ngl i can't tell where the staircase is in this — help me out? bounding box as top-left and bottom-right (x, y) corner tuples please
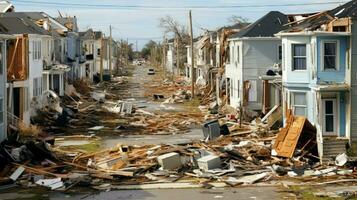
(322, 139), (348, 160)
(7, 112), (25, 132)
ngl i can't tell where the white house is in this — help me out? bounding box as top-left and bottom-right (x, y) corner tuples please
(226, 11), (287, 113)
(0, 17), (51, 125)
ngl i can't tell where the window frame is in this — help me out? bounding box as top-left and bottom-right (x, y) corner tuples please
(322, 40), (339, 71)
(292, 43), (307, 71)
(291, 91), (308, 116)
(322, 98), (338, 135)
(278, 44), (282, 60)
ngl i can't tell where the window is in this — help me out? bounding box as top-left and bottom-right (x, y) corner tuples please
(0, 97), (3, 124)
(33, 77), (43, 97)
(323, 99), (337, 135)
(323, 42), (337, 70)
(291, 92), (307, 116)
(292, 44), (306, 70)
(248, 80), (257, 102)
(237, 45), (240, 64)
(278, 45), (282, 60)
(32, 41), (41, 60)
(97, 48), (101, 56)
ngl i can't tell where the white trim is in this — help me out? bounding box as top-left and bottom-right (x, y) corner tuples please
(276, 31), (351, 37)
(322, 97), (339, 136)
(321, 40), (340, 71)
(291, 43), (307, 71)
(290, 91), (308, 116)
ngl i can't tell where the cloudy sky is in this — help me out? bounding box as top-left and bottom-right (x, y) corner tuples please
(12, 0), (348, 49)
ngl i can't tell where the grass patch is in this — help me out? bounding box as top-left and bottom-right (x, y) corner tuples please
(72, 139), (101, 153)
(288, 186), (345, 200)
(182, 97), (201, 108)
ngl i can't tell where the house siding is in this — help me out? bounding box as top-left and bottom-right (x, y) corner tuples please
(316, 36), (347, 84)
(351, 21), (357, 142)
(242, 39), (281, 110)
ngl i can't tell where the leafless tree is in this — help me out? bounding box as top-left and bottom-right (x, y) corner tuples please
(227, 15), (249, 25)
(159, 15), (189, 75)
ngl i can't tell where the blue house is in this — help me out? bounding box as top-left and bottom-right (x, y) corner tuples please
(278, 0), (357, 159)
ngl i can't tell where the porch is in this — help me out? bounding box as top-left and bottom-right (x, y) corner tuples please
(43, 64), (70, 96)
(313, 84), (350, 160)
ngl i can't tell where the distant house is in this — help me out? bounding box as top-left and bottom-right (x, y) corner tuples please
(165, 38), (175, 73)
(0, 17), (51, 125)
(277, 0), (357, 159)
(226, 11), (287, 113)
(79, 29), (97, 81)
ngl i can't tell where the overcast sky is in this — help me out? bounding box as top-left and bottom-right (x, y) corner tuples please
(12, 0), (348, 49)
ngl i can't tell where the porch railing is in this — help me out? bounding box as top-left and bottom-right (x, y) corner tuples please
(7, 111), (25, 131)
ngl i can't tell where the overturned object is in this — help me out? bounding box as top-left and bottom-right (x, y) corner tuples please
(202, 120), (221, 140)
(273, 114), (316, 158)
(197, 155), (221, 171)
(157, 152), (182, 170)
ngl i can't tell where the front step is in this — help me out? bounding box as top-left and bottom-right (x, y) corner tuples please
(322, 139), (348, 160)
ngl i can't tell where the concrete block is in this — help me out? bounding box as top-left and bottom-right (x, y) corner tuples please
(157, 152), (182, 170)
(197, 155), (221, 171)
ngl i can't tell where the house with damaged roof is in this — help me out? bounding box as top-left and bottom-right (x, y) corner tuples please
(2, 12), (71, 96)
(0, 17), (53, 126)
(277, 0), (357, 159)
(225, 11), (288, 117)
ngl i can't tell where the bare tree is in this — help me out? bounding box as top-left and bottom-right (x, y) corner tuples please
(159, 15), (189, 76)
(227, 15), (249, 25)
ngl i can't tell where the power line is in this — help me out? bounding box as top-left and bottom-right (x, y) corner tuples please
(12, 0), (348, 10)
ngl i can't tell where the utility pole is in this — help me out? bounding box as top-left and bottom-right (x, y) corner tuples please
(189, 10), (195, 98)
(109, 25), (112, 77)
(136, 40), (138, 59)
(176, 37), (180, 76)
(100, 33), (104, 82)
(163, 36), (166, 78)
(126, 38), (129, 67)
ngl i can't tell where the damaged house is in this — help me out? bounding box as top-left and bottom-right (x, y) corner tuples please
(79, 29), (98, 82)
(2, 12), (71, 97)
(0, 17), (51, 125)
(225, 11), (288, 115)
(277, 0), (357, 159)
(214, 23), (249, 106)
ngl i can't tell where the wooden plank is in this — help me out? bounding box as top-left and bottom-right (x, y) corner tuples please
(275, 117), (307, 158)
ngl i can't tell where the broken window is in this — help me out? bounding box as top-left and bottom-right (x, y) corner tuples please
(291, 92), (307, 116)
(292, 44), (306, 70)
(323, 41), (337, 70)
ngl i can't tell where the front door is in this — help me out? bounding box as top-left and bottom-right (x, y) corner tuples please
(322, 99), (338, 136)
